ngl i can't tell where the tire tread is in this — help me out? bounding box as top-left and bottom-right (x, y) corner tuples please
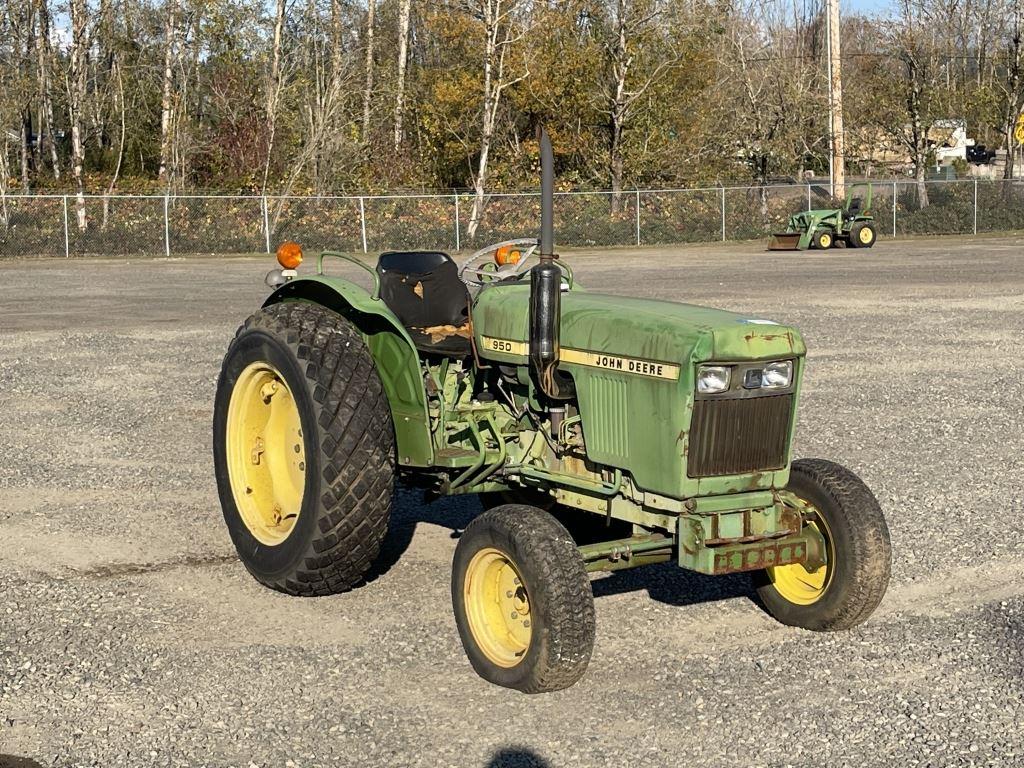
(759, 458), (891, 631)
(454, 505), (596, 693)
(228, 302), (394, 596)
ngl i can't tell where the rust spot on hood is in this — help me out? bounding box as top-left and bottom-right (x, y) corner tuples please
(743, 331), (795, 350)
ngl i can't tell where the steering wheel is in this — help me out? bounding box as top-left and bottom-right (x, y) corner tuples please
(458, 238), (539, 287)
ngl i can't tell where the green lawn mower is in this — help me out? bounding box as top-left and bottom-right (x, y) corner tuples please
(212, 131), (891, 693)
(769, 183), (878, 250)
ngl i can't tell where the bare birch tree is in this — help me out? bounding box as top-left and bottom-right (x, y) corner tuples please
(262, 0), (288, 194)
(598, 0), (688, 213)
(465, 0), (531, 241)
(34, 0), (60, 179)
(993, 0), (1023, 179)
(362, 0), (376, 141)
(715, 0), (823, 218)
(68, 0), (89, 229)
(394, 0), (413, 149)
(158, 0), (178, 186)
(102, 53), (126, 227)
(17, 2), (34, 190)
(875, 0), (954, 207)
(0, 132), (11, 228)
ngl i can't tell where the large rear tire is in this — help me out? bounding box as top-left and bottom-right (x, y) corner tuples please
(849, 220), (877, 248)
(756, 459), (890, 630)
(213, 302), (395, 595)
(452, 505), (595, 693)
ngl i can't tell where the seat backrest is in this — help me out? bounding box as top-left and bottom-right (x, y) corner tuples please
(376, 251), (470, 329)
(377, 250), (451, 274)
(844, 197), (862, 220)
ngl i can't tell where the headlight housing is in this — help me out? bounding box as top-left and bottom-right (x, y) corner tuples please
(697, 360), (794, 394)
(696, 365), (731, 394)
(761, 360), (793, 390)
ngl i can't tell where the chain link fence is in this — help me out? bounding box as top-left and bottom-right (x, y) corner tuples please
(1, 178), (1022, 259)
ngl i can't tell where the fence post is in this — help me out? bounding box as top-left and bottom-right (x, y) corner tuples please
(892, 181), (897, 238)
(807, 183), (812, 211)
(635, 189), (641, 246)
(973, 178), (978, 235)
(262, 195), (271, 253)
(454, 193), (461, 252)
(358, 196), (368, 254)
(62, 195), (70, 258)
(720, 187), (726, 242)
(163, 193), (171, 257)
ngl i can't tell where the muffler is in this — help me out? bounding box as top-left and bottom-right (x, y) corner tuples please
(529, 128), (573, 400)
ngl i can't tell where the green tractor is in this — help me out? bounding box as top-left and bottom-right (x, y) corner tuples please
(768, 183), (877, 250)
(213, 131), (891, 693)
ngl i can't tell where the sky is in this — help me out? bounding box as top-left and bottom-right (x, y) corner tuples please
(846, 0), (894, 15)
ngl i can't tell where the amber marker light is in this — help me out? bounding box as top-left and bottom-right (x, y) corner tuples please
(494, 245), (521, 266)
(276, 241), (303, 269)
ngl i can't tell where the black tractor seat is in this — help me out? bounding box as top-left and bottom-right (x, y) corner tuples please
(376, 251), (472, 355)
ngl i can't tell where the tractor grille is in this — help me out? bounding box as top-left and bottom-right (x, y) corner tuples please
(688, 394), (793, 478)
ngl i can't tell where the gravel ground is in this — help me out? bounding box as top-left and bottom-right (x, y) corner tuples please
(1, 236), (1023, 768)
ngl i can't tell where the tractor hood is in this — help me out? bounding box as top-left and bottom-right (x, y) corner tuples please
(473, 282), (805, 500)
(474, 284), (805, 365)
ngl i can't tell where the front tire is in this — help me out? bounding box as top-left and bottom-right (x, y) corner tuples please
(213, 302), (395, 595)
(756, 459), (891, 630)
(811, 229), (834, 250)
(452, 505), (596, 693)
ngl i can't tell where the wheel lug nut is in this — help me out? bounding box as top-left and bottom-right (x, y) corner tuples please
(506, 591), (513, 598)
(298, 462), (305, 471)
(523, 620), (530, 628)
(510, 612), (518, 619)
(294, 444), (301, 453)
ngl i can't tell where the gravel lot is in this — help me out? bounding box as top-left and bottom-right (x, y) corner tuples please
(2, 236), (1023, 768)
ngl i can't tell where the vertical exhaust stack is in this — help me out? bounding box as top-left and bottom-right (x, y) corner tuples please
(530, 128), (573, 400)
(539, 126), (554, 258)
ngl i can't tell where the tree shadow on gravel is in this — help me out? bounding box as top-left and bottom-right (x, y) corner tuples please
(484, 747), (551, 768)
(0, 757), (45, 768)
(982, 599), (1024, 693)
(591, 561), (758, 608)
(365, 484), (481, 582)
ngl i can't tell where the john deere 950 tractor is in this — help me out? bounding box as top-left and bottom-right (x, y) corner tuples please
(213, 131), (891, 693)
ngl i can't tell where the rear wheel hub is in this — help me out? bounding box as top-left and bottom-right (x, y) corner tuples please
(225, 362), (306, 546)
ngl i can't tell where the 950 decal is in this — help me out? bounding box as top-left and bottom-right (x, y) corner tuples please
(479, 336), (678, 380)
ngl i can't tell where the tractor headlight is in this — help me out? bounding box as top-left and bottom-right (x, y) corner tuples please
(761, 360), (793, 389)
(697, 365), (731, 394)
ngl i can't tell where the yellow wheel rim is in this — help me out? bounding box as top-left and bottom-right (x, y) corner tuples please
(819, 232), (832, 248)
(225, 361), (306, 546)
(463, 548), (533, 668)
(768, 505), (834, 606)
(858, 226), (873, 245)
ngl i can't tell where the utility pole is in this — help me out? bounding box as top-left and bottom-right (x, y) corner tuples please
(825, 0), (846, 200)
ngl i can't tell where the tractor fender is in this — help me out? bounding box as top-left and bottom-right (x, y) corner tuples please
(264, 275), (433, 467)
